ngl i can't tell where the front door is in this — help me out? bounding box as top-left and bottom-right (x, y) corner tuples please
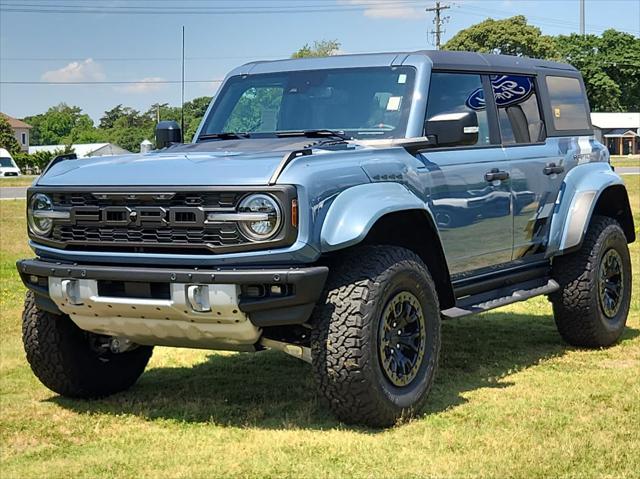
(420, 72), (512, 276)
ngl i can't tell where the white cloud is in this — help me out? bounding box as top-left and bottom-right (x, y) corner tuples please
(115, 77), (167, 94)
(341, 1), (422, 19)
(42, 58), (105, 82)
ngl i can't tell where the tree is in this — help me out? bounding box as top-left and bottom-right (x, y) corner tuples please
(24, 103), (98, 145)
(292, 40), (341, 58)
(443, 16), (558, 59)
(145, 97), (213, 142)
(99, 104), (126, 129)
(555, 30), (640, 112)
(0, 116), (21, 156)
(182, 96), (212, 141)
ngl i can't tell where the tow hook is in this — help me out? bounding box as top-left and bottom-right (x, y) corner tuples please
(109, 337), (136, 354)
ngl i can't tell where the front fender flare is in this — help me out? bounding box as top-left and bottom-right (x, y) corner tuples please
(547, 162), (632, 256)
(320, 182), (432, 252)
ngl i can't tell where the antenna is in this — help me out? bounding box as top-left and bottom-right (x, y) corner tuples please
(181, 25), (185, 137)
(425, 1), (450, 50)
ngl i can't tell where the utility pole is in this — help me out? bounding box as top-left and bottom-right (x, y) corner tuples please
(426, 1), (450, 50)
(579, 0), (585, 36)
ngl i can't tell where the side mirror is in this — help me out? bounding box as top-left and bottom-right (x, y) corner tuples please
(425, 111), (478, 147)
(155, 120), (182, 149)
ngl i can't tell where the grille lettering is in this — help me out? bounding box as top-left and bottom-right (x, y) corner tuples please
(69, 206), (205, 226)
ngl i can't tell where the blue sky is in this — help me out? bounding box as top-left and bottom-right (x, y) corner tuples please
(1, 0), (639, 122)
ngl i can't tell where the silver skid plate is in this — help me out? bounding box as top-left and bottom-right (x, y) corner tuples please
(48, 278), (261, 351)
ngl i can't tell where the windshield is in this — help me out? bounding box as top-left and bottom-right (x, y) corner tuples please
(0, 158), (15, 168)
(199, 66), (416, 140)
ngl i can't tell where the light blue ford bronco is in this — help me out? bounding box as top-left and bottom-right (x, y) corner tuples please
(18, 51), (635, 427)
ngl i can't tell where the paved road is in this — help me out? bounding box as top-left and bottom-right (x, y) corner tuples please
(616, 166), (640, 175)
(0, 187), (28, 200)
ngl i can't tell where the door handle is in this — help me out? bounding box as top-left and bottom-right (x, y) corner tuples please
(543, 163), (565, 175)
(485, 168), (509, 182)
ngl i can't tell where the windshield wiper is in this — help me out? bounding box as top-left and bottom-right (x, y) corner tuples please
(275, 129), (353, 141)
(197, 132), (251, 141)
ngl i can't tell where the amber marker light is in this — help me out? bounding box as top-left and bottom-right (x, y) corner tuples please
(291, 199), (298, 228)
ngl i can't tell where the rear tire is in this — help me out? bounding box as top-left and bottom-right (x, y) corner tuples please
(22, 291), (153, 398)
(550, 216), (632, 348)
(310, 246), (441, 427)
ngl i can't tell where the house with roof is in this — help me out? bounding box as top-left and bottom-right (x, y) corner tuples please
(591, 112), (639, 156)
(29, 143), (130, 158)
(0, 112), (32, 152)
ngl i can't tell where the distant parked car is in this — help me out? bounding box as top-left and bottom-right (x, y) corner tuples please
(0, 148), (21, 177)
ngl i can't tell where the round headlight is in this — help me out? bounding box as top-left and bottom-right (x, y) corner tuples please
(238, 194), (282, 241)
(28, 193), (54, 237)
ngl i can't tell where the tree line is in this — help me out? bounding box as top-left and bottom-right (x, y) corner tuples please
(1, 18), (638, 170)
(0, 98), (212, 170)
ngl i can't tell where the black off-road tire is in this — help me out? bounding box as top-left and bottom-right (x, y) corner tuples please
(22, 291), (153, 398)
(310, 246), (441, 427)
(550, 216), (632, 348)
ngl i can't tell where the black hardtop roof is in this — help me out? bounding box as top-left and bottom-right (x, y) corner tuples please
(414, 50), (578, 75)
(238, 50), (579, 77)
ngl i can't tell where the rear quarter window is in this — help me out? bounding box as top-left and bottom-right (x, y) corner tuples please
(545, 76), (591, 131)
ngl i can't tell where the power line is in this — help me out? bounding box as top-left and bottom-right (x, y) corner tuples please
(0, 0), (424, 7)
(0, 1), (427, 15)
(455, 5), (638, 35)
(0, 46), (432, 64)
(1, 55), (277, 62)
(0, 80), (223, 85)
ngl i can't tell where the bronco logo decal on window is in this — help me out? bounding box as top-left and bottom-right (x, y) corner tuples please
(466, 75), (534, 111)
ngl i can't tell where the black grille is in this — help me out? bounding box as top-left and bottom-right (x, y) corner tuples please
(49, 190), (249, 252)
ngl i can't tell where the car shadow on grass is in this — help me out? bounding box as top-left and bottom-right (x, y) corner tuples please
(50, 311), (639, 431)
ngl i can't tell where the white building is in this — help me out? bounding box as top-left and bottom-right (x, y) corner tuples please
(28, 143), (130, 158)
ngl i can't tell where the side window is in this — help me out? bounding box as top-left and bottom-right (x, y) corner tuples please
(491, 75), (545, 144)
(223, 86), (284, 133)
(545, 76), (590, 131)
(425, 73), (492, 146)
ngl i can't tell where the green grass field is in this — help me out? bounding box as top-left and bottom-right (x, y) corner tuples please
(610, 155), (640, 169)
(1, 178), (639, 478)
(0, 176), (38, 187)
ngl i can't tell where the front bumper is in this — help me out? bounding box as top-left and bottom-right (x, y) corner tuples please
(17, 258), (328, 330)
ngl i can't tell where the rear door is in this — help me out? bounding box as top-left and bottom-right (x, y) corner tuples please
(419, 72), (512, 276)
(490, 74), (568, 259)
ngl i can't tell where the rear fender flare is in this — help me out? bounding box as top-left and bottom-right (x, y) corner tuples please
(547, 162), (634, 256)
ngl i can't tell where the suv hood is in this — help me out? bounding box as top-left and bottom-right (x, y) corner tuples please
(36, 138), (345, 187)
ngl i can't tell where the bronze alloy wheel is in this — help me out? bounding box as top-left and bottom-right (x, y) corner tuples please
(378, 291), (427, 387)
(598, 248), (625, 319)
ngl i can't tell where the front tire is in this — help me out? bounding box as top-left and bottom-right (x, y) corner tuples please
(310, 246), (441, 427)
(550, 216), (632, 348)
(22, 291), (153, 398)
